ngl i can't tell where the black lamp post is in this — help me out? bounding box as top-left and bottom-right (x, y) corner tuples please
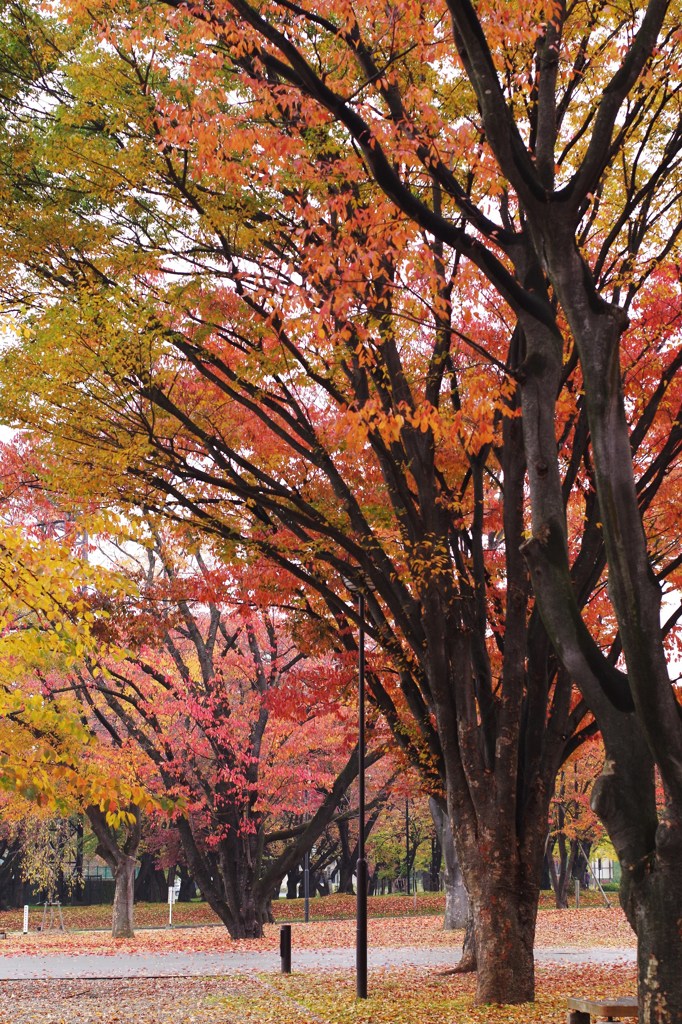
(356, 590), (368, 1000)
(303, 849), (310, 921)
(304, 788), (310, 923)
(405, 797), (410, 896)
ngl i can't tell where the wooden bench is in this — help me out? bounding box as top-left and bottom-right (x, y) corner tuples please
(567, 996), (638, 1022)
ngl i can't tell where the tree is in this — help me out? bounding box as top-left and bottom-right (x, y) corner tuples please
(0, 0), (679, 1009)
(0, 6), (587, 1000)
(47, 530), (381, 938)
(0, 507), (169, 937)
(126, 1), (682, 1018)
(429, 797), (470, 931)
(0, 439), (382, 938)
(546, 739), (606, 910)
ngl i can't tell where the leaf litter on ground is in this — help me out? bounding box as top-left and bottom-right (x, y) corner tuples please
(0, 889), (613, 935)
(0, 905), (634, 957)
(0, 963), (637, 1024)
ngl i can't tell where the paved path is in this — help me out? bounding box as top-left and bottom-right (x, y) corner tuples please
(0, 946), (636, 980)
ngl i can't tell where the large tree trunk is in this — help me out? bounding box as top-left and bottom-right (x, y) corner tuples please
(515, 276), (681, 1022)
(470, 883), (536, 1004)
(452, 788), (547, 1003)
(629, 860), (682, 1024)
(176, 817), (269, 938)
(448, 838), (541, 1004)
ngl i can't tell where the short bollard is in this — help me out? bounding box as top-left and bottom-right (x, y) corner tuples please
(280, 924), (292, 974)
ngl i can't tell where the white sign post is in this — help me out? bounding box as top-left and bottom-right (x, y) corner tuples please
(22, 905), (29, 934)
(168, 886), (176, 927)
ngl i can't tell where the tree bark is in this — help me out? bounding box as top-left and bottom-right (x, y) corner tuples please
(134, 852), (167, 902)
(336, 818), (356, 895)
(547, 836), (579, 910)
(630, 856), (682, 1024)
(177, 865), (196, 902)
(112, 855), (137, 938)
(176, 817), (269, 939)
(429, 798), (469, 929)
(86, 805), (141, 940)
(470, 885), (536, 1004)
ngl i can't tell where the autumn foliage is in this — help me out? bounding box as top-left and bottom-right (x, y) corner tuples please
(0, 0), (680, 1017)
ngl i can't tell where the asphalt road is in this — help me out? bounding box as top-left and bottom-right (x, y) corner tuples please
(0, 945), (637, 980)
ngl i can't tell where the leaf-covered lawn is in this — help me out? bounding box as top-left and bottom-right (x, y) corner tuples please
(0, 888), (615, 935)
(0, 964), (637, 1024)
(0, 907), (634, 957)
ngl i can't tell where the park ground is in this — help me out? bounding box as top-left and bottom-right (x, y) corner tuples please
(0, 895), (637, 1023)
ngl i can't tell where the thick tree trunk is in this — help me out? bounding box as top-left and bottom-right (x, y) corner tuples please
(227, 835), (265, 938)
(177, 817), (268, 938)
(629, 858), (682, 1024)
(453, 801), (545, 1003)
(177, 865), (196, 902)
(471, 880), (536, 1004)
(112, 855), (137, 938)
(134, 852), (167, 902)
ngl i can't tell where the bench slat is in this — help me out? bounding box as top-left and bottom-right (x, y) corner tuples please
(567, 996), (638, 1021)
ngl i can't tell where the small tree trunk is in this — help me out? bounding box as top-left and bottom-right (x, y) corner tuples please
(547, 844), (564, 908)
(87, 805), (141, 940)
(448, 909), (476, 973)
(134, 852), (167, 902)
(443, 844), (469, 930)
(540, 847), (552, 891)
(336, 819), (356, 894)
(286, 868), (300, 899)
(429, 833), (442, 892)
(74, 818), (85, 903)
(461, 910), (476, 967)
(112, 855), (137, 938)
(429, 798), (469, 930)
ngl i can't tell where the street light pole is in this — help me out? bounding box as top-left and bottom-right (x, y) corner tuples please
(304, 849), (310, 922)
(356, 590), (368, 1000)
(405, 797), (410, 896)
(303, 786), (310, 922)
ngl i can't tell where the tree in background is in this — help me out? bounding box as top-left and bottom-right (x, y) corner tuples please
(546, 738), (606, 910)
(39, 522), (384, 938)
(0, 520), (161, 937)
